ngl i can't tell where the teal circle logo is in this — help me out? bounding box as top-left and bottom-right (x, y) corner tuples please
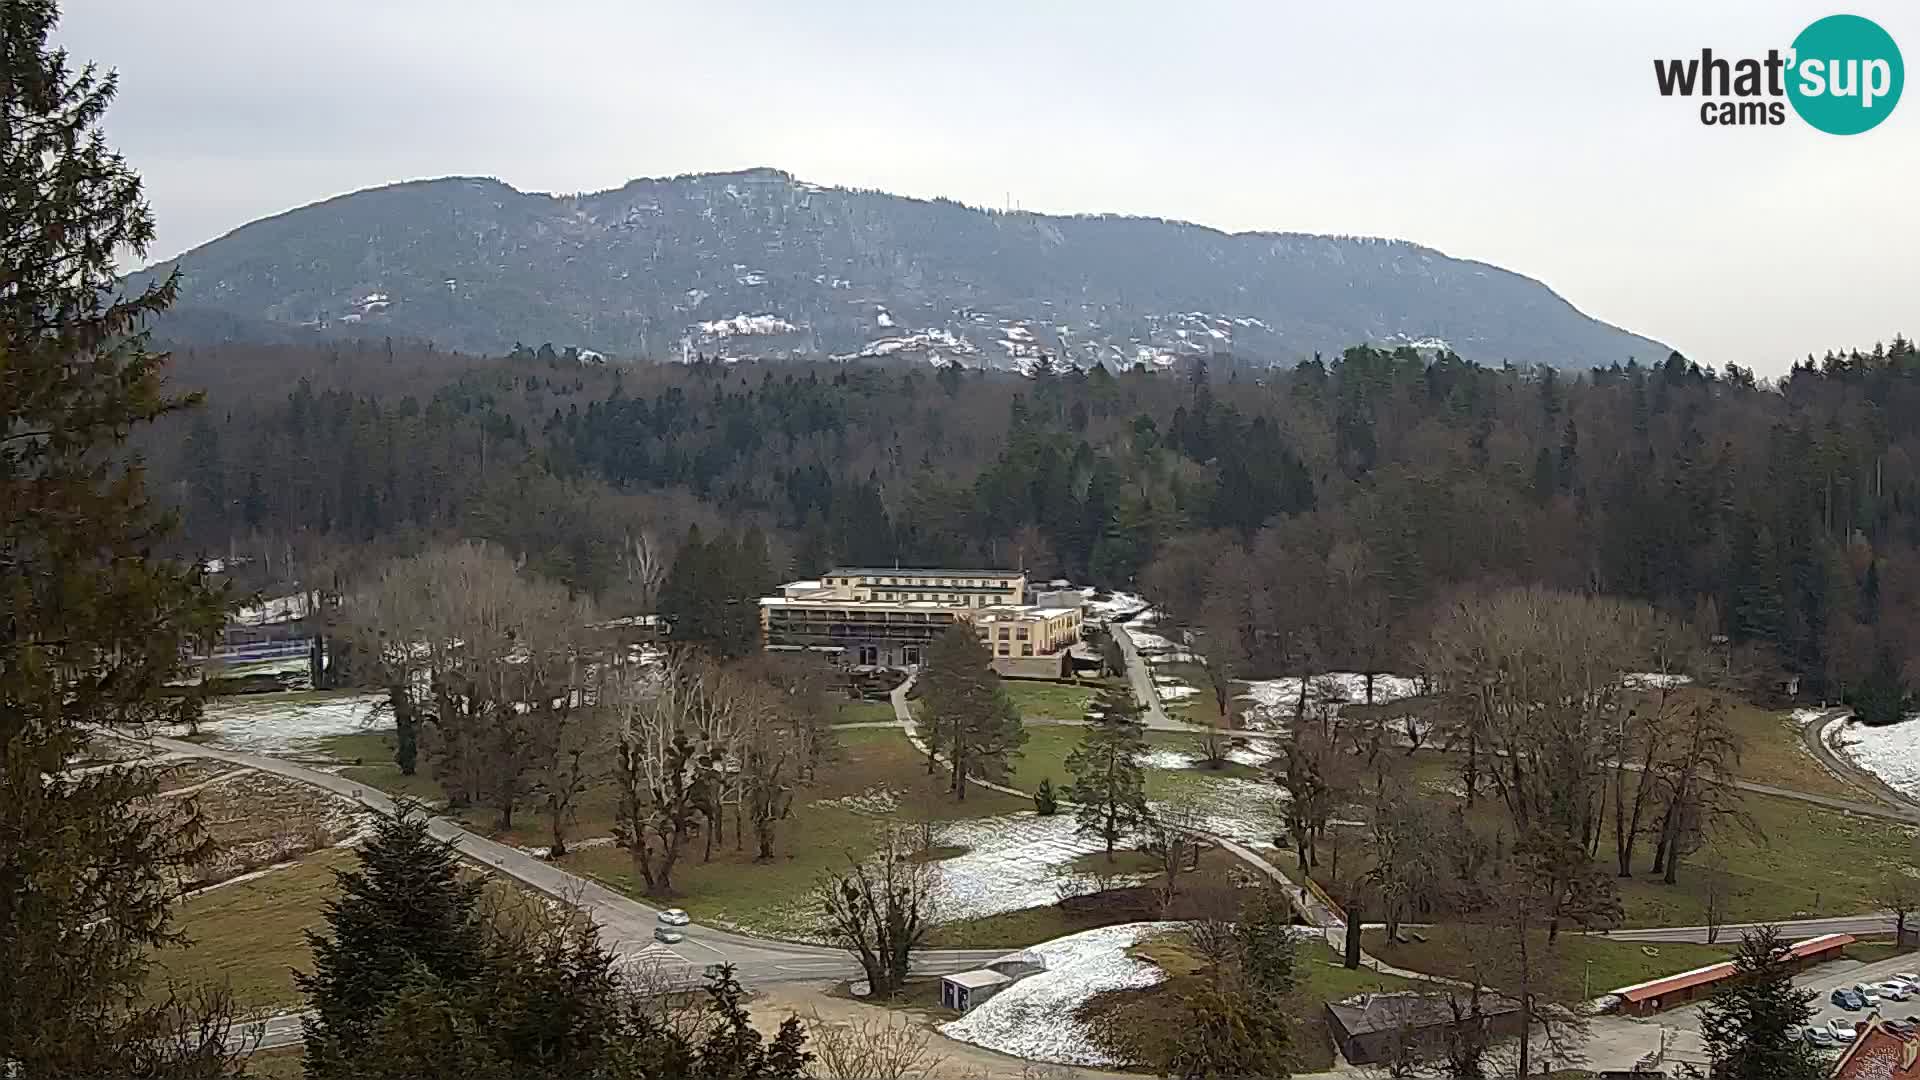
(1788, 14), (1903, 134)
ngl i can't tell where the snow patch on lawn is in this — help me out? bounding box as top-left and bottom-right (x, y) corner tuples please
(1237, 673), (1422, 729)
(1623, 672), (1694, 690)
(1834, 717), (1920, 802)
(939, 922), (1174, 1067)
(178, 693), (387, 755)
(1084, 591), (1150, 621)
(932, 814), (1151, 921)
(1138, 748), (1198, 770)
(1156, 682), (1201, 702)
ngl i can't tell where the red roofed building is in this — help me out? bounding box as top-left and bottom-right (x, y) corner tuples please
(1830, 1015), (1920, 1079)
(1610, 933), (1854, 1016)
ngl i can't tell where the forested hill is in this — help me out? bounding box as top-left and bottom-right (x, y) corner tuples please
(151, 338), (1920, 710)
(132, 168), (1667, 370)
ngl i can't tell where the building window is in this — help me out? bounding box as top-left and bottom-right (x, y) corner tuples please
(1016, 627), (1029, 639)
(997, 628), (1010, 639)
(997, 644), (1009, 656)
(1020, 644), (1033, 656)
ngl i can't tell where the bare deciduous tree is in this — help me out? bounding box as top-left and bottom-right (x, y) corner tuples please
(816, 828), (942, 999)
(608, 654), (709, 895)
(801, 1009), (945, 1080)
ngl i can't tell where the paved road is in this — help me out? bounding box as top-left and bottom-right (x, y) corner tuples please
(1108, 620), (1192, 732)
(125, 733), (1007, 979)
(1605, 914), (1899, 944)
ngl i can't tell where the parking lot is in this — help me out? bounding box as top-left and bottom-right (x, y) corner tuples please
(1578, 947), (1920, 1074)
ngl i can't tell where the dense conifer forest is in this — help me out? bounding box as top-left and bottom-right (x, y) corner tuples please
(147, 337), (1920, 708)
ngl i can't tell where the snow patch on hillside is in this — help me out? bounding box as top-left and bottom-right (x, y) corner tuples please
(696, 313), (796, 337)
(1834, 718), (1920, 801)
(939, 922), (1173, 1066)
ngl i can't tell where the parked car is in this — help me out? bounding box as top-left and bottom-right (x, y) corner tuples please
(656, 908), (691, 926)
(1832, 987), (1866, 1010)
(1878, 981), (1913, 1001)
(1855, 983), (1883, 1005)
(1828, 1019), (1860, 1042)
(652, 927), (685, 944)
(1895, 972), (1920, 985)
(1805, 1026), (1836, 1046)
(1884, 1019), (1917, 1037)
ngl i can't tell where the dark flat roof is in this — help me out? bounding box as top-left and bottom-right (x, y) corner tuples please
(1327, 991), (1520, 1037)
(826, 567), (1024, 579)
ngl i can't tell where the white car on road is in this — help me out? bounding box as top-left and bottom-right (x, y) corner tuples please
(656, 908), (691, 927)
(1878, 981), (1913, 1002)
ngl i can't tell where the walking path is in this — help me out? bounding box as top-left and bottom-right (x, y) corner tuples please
(107, 730), (1010, 1051)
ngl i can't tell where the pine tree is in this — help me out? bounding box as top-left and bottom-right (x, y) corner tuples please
(298, 804), (487, 1075)
(1063, 683), (1151, 860)
(1698, 926), (1825, 1080)
(921, 624), (1026, 800)
(1, 2), (239, 1073)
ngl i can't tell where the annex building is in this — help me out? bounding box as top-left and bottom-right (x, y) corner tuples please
(759, 568), (1083, 677)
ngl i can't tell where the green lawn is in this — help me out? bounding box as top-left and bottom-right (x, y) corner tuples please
(1003, 679), (1101, 723)
(1315, 748), (1917, 928)
(1363, 926), (1732, 999)
(1612, 790), (1917, 926)
(560, 726), (1023, 936)
(1149, 661), (1218, 723)
(832, 699), (897, 725)
(148, 848), (354, 1012)
(1845, 937), (1918, 966)
(1003, 723), (1261, 799)
(923, 848), (1246, 948)
(1079, 932), (1420, 1073)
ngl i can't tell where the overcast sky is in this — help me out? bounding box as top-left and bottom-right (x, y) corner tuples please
(56, 1), (1919, 374)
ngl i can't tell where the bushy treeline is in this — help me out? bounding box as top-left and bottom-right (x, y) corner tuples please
(148, 335), (1920, 704)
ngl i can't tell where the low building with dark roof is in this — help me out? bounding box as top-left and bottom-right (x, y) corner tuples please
(1325, 990), (1524, 1066)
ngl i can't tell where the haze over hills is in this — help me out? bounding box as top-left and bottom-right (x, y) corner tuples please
(134, 167), (1670, 370)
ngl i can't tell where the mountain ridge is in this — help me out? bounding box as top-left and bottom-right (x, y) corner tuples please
(134, 167), (1672, 370)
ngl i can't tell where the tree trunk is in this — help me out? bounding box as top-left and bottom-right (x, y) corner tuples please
(549, 804), (567, 859)
(1463, 736), (1479, 808)
(1343, 901), (1364, 970)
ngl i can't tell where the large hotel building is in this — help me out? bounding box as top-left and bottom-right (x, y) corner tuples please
(759, 568), (1084, 678)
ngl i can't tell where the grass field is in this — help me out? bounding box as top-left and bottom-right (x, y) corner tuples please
(922, 848), (1246, 948)
(1078, 933), (1420, 1073)
(1363, 927), (1731, 998)
(1147, 660), (1216, 722)
(559, 726), (1024, 935)
(832, 698), (896, 726)
(149, 848), (354, 1012)
(1320, 747), (1916, 928)
(1003, 679), (1103, 723)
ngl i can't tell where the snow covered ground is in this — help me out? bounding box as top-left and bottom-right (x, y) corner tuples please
(182, 692), (388, 755)
(1075, 589), (1150, 622)
(939, 922), (1174, 1067)
(1237, 672), (1423, 731)
(234, 592), (311, 626)
(931, 814), (1153, 921)
(1833, 717), (1920, 801)
(1623, 672), (1695, 690)
(1150, 770), (1287, 845)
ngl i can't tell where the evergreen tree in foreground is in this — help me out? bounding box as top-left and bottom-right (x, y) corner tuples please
(1698, 926), (1825, 1080)
(301, 804), (813, 1079)
(1, 1), (238, 1073)
(1064, 683), (1151, 860)
(298, 803), (487, 1073)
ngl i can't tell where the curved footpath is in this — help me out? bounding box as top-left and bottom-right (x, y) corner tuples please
(113, 732), (1009, 1048)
